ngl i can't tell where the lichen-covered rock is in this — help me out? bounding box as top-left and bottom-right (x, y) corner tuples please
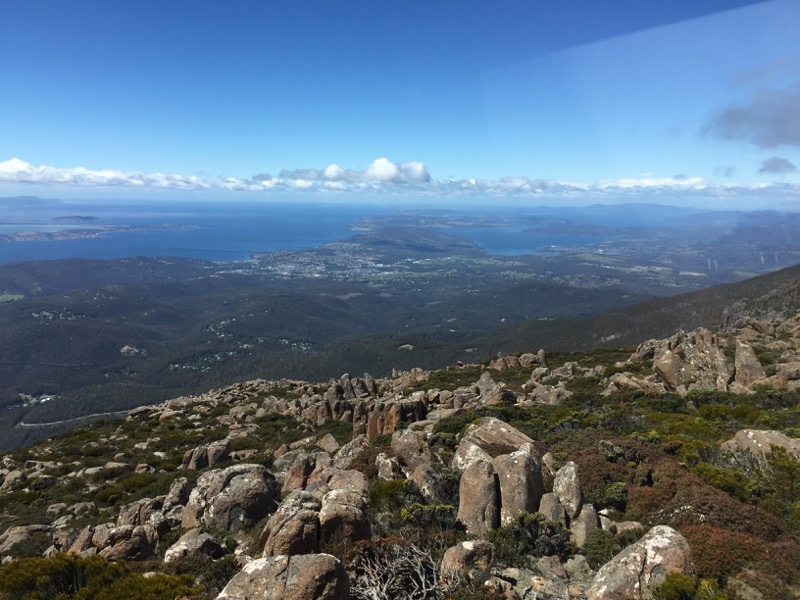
(164, 528), (224, 564)
(570, 503), (599, 548)
(282, 454), (315, 493)
(440, 540), (494, 583)
(260, 490), (321, 557)
(181, 464), (280, 533)
(452, 439), (493, 471)
(553, 461), (582, 520)
(391, 429), (434, 472)
(537, 493), (568, 527)
(319, 489), (370, 548)
(721, 428), (800, 472)
(375, 453), (403, 480)
(164, 477), (191, 507)
(586, 525), (692, 600)
(100, 525), (157, 561)
(492, 443), (544, 526)
(332, 435), (371, 470)
(217, 553), (349, 600)
(0, 524), (50, 554)
(733, 340), (766, 390)
(461, 417), (534, 456)
(457, 459), (499, 534)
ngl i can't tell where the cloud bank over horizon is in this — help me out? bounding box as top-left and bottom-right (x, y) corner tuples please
(1, 156), (798, 202)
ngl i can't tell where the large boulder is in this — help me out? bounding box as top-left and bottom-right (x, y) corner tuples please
(451, 440), (493, 471)
(260, 490), (321, 557)
(217, 553), (349, 600)
(99, 525), (158, 561)
(732, 340), (766, 390)
(319, 489), (370, 548)
(0, 524), (50, 554)
(181, 464), (280, 533)
(570, 504), (599, 548)
(164, 528), (224, 564)
(391, 429), (434, 472)
(492, 444), (545, 526)
(332, 435), (371, 470)
(721, 429), (800, 472)
(457, 459), (499, 534)
(181, 439), (231, 470)
(553, 461), (583, 520)
(440, 540), (494, 583)
(461, 417), (534, 456)
(537, 493), (568, 527)
(586, 525), (692, 600)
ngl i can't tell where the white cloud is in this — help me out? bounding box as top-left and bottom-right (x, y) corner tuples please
(364, 157), (403, 182)
(2, 156), (799, 201)
(321, 163), (346, 181)
(398, 161), (431, 183)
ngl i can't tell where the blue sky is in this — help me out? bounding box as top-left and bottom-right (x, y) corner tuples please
(1, 0), (798, 205)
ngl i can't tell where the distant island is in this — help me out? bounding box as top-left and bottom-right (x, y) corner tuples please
(0, 223), (194, 243)
(52, 215), (98, 223)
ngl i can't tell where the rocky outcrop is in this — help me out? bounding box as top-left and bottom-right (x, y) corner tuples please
(492, 444), (544, 526)
(260, 491), (321, 557)
(164, 528), (224, 564)
(732, 340), (766, 390)
(99, 525), (158, 561)
(459, 417), (535, 457)
(452, 440), (493, 471)
(181, 438), (231, 470)
(586, 525), (692, 600)
(332, 435), (371, 470)
(0, 524), (50, 554)
(721, 429), (800, 472)
(217, 553), (349, 600)
(553, 461), (583, 520)
(391, 429), (435, 473)
(319, 489), (370, 548)
(181, 464), (280, 533)
(457, 459), (499, 534)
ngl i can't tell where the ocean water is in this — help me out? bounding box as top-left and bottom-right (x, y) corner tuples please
(0, 202), (391, 264)
(0, 201), (681, 265)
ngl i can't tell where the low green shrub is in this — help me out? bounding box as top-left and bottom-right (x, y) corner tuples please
(368, 479), (409, 513)
(400, 503), (460, 530)
(484, 512), (572, 567)
(582, 529), (619, 569)
(0, 553), (199, 600)
(652, 572), (728, 600)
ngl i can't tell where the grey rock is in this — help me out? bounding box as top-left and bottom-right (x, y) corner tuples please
(181, 464), (280, 533)
(457, 459), (499, 534)
(492, 444), (545, 526)
(164, 528), (224, 564)
(570, 503), (599, 548)
(452, 439), (493, 471)
(319, 489), (370, 548)
(537, 493), (568, 527)
(332, 435), (371, 470)
(216, 553), (349, 600)
(391, 429), (434, 472)
(461, 417), (534, 457)
(553, 461), (583, 520)
(440, 540), (494, 584)
(260, 490), (321, 557)
(586, 525), (692, 600)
